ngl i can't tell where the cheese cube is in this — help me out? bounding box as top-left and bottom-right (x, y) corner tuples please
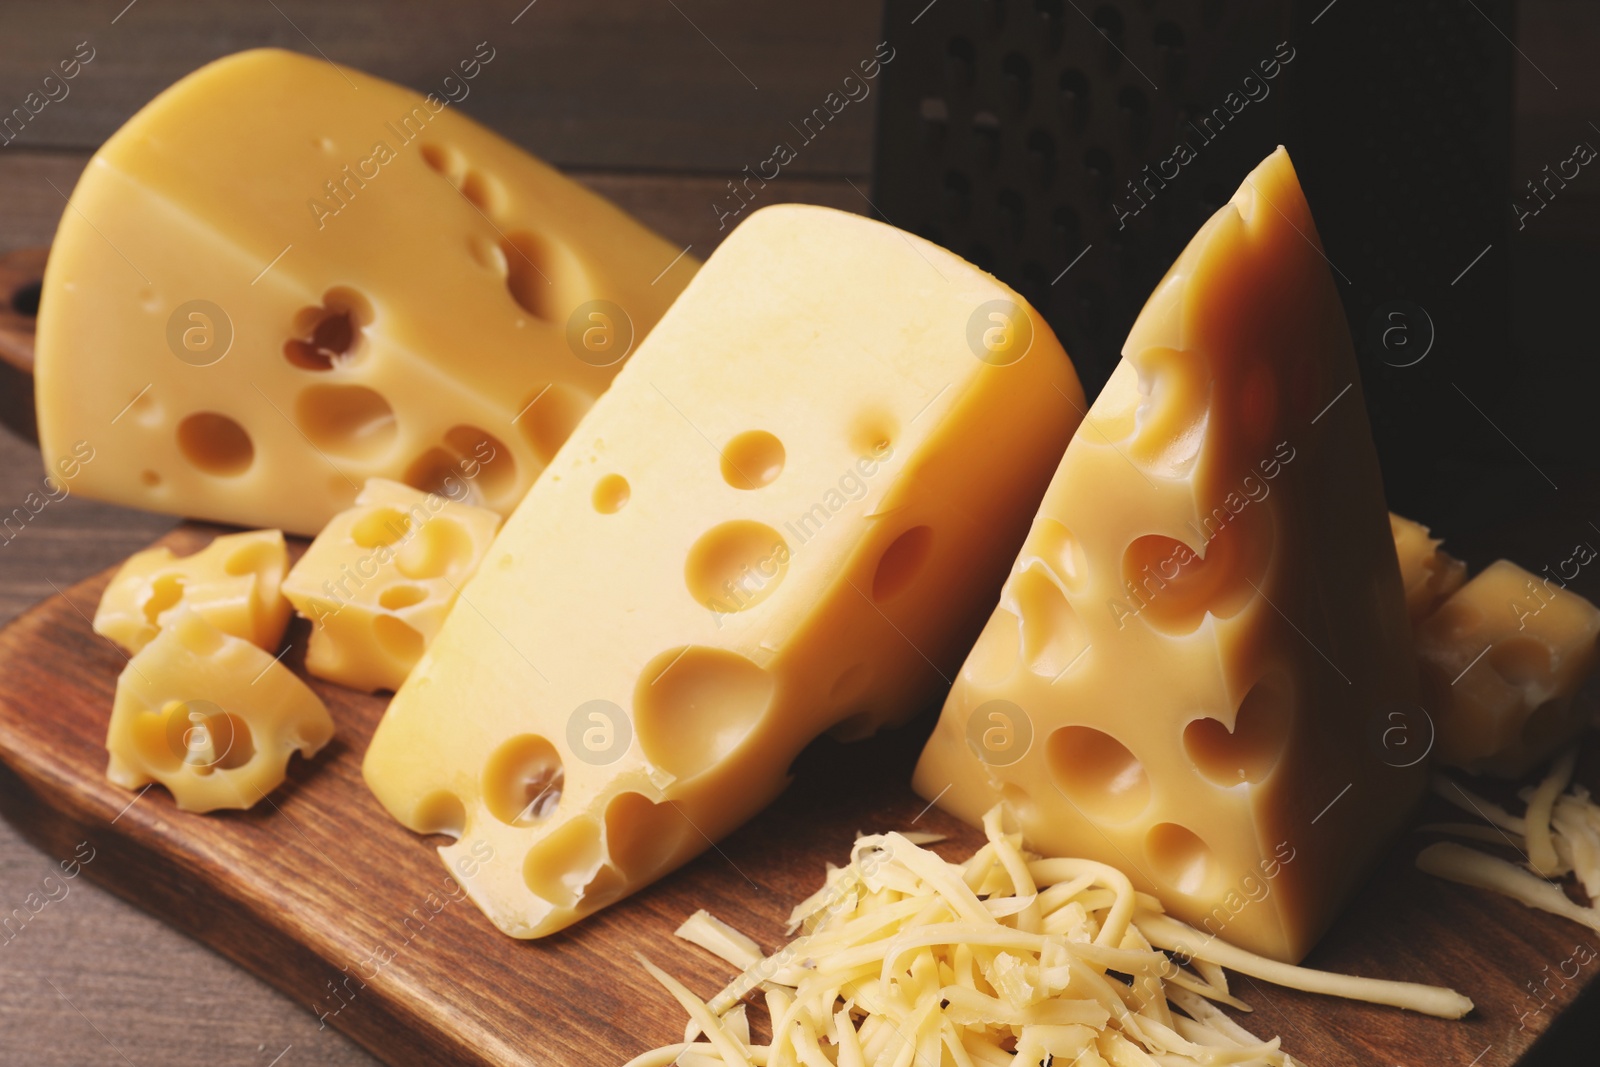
(1418, 559), (1600, 777)
(362, 204), (1085, 938)
(36, 49), (694, 535)
(1389, 512), (1466, 624)
(93, 529), (290, 654)
(912, 148), (1424, 963)
(107, 610), (334, 813)
(282, 479), (502, 693)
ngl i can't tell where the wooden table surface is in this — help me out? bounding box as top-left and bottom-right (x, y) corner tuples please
(0, 1), (1594, 1064)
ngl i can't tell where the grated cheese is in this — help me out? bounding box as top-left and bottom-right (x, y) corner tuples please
(629, 808), (1470, 1067)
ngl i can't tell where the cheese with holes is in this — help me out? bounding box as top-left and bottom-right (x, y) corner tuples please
(1418, 559), (1600, 777)
(36, 48), (695, 536)
(1390, 512), (1467, 625)
(282, 478), (502, 692)
(912, 148), (1424, 964)
(93, 529), (290, 654)
(107, 610), (334, 812)
(362, 203), (1084, 938)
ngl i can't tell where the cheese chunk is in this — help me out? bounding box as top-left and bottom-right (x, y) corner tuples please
(1418, 559), (1600, 777)
(93, 529), (290, 654)
(363, 204), (1084, 938)
(1389, 512), (1467, 625)
(912, 148), (1424, 963)
(107, 610), (334, 812)
(282, 479), (502, 693)
(36, 48), (694, 535)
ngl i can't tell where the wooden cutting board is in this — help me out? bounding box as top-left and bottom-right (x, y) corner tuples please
(0, 523), (1592, 1066)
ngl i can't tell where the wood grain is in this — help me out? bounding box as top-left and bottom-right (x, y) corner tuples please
(0, 524), (1595, 1066)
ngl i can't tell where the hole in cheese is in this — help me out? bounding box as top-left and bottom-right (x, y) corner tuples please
(442, 424), (517, 504)
(634, 646), (775, 781)
(847, 409), (897, 459)
(1027, 517), (1088, 591)
(350, 506), (411, 548)
(373, 613), (425, 666)
(223, 540), (277, 577)
(604, 792), (692, 878)
(176, 412), (254, 477)
(872, 526), (934, 602)
(378, 583), (429, 610)
(395, 516), (474, 581)
(404, 448), (466, 500)
(460, 170), (499, 212)
(1128, 345), (1210, 475)
(1046, 725), (1151, 824)
(721, 430), (786, 490)
(143, 575), (185, 625)
(523, 815), (604, 909)
(419, 141), (464, 182)
(592, 474), (630, 514)
(501, 230), (561, 321)
(1489, 637), (1553, 689)
(413, 790), (466, 840)
(685, 521), (789, 614)
(828, 662), (871, 704)
(1011, 563), (1088, 677)
(139, 469), (161, 488)
(1000, 782), (1036, 823)
(518, 382), (593, 464)
(483, 733), (565, 827)
(1184, 672), (1293, 786)
(1147, 822), (1222, 897)
(284, 288), (372, 371)
(295, 385), (397, 461)
(1120, 518), (1266, 635)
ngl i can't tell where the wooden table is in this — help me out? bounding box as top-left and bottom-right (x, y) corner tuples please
(0, 1), (1595, 1064)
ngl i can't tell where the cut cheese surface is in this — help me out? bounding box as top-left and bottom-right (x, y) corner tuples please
(107, 610), (334, 812)
(1390, 512), (1466, 625)
(36, 48), (695, 535)
(93, 529), (290, 655)
(282, 479), (502, 693)
(913, 148), (1424, 963)
(1418, 559), (1600, 777)
(363, 203), (1084, 938)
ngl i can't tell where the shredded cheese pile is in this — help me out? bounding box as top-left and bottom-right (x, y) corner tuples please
(629, 808), (1471, 1067)
(1422, 747), (1600, 933)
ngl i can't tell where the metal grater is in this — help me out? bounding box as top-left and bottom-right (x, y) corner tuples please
(871, 0), (1513, 502)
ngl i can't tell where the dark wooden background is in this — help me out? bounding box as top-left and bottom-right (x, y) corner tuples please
(0, 1), (1593, 1063)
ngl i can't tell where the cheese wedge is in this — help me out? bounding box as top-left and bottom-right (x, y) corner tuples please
(913, 148), (1423, 963)
(363, 204), (1084, 937)
(282, 479), (502, 692)
(1419, 559), (1600, 777)
(93, 529), (291, 655)
(107, 610), (334, 812)
(36, 48), (694, 535)
(1390, 512), (1467, 625)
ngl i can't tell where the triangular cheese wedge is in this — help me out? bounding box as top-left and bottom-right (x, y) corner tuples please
(913, 148), (1423, 963)
(363, 204), (1085, 938)
(36, 49), (693, 535)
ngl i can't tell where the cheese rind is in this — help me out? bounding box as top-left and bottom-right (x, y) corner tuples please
(1389, 512), (1467, 624)
(1418, 559), (1600, 777)
(107, 610), (334, 812)
(363, 204), (1084, 938)
(913, 148), (1424, 963)
(281, 478), (502, 693)
(36, 49), (695, 535)
(93, 529), (290, 654)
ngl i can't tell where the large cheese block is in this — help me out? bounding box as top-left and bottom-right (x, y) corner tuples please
(36, 48), (695, 535)
(1419, 559), (1600, 777)
(913, 148), (1424, 963)
(363, 204), (1085, 937)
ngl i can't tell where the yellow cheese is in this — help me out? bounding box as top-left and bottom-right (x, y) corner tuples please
(36, 48), (695, 535)
(912, 148), (1424, 963)
(1418, 559), (1600, 777)
(93, 528), (290, 654)
(362, 203), (1084, 938)
(282, 478), (502, 693)
(1389, 512), (1466, 624)
(107, 610), (334, 812)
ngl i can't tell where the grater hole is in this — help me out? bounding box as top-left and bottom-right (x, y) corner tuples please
(1001, 53), (1032, 113)
(1025, 129), (1056, 186)
(972, 111), (1002, 168)
(1058, 69), (1091, 129)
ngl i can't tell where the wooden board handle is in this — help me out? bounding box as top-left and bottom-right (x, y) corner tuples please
(0, 246), (44, 444)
